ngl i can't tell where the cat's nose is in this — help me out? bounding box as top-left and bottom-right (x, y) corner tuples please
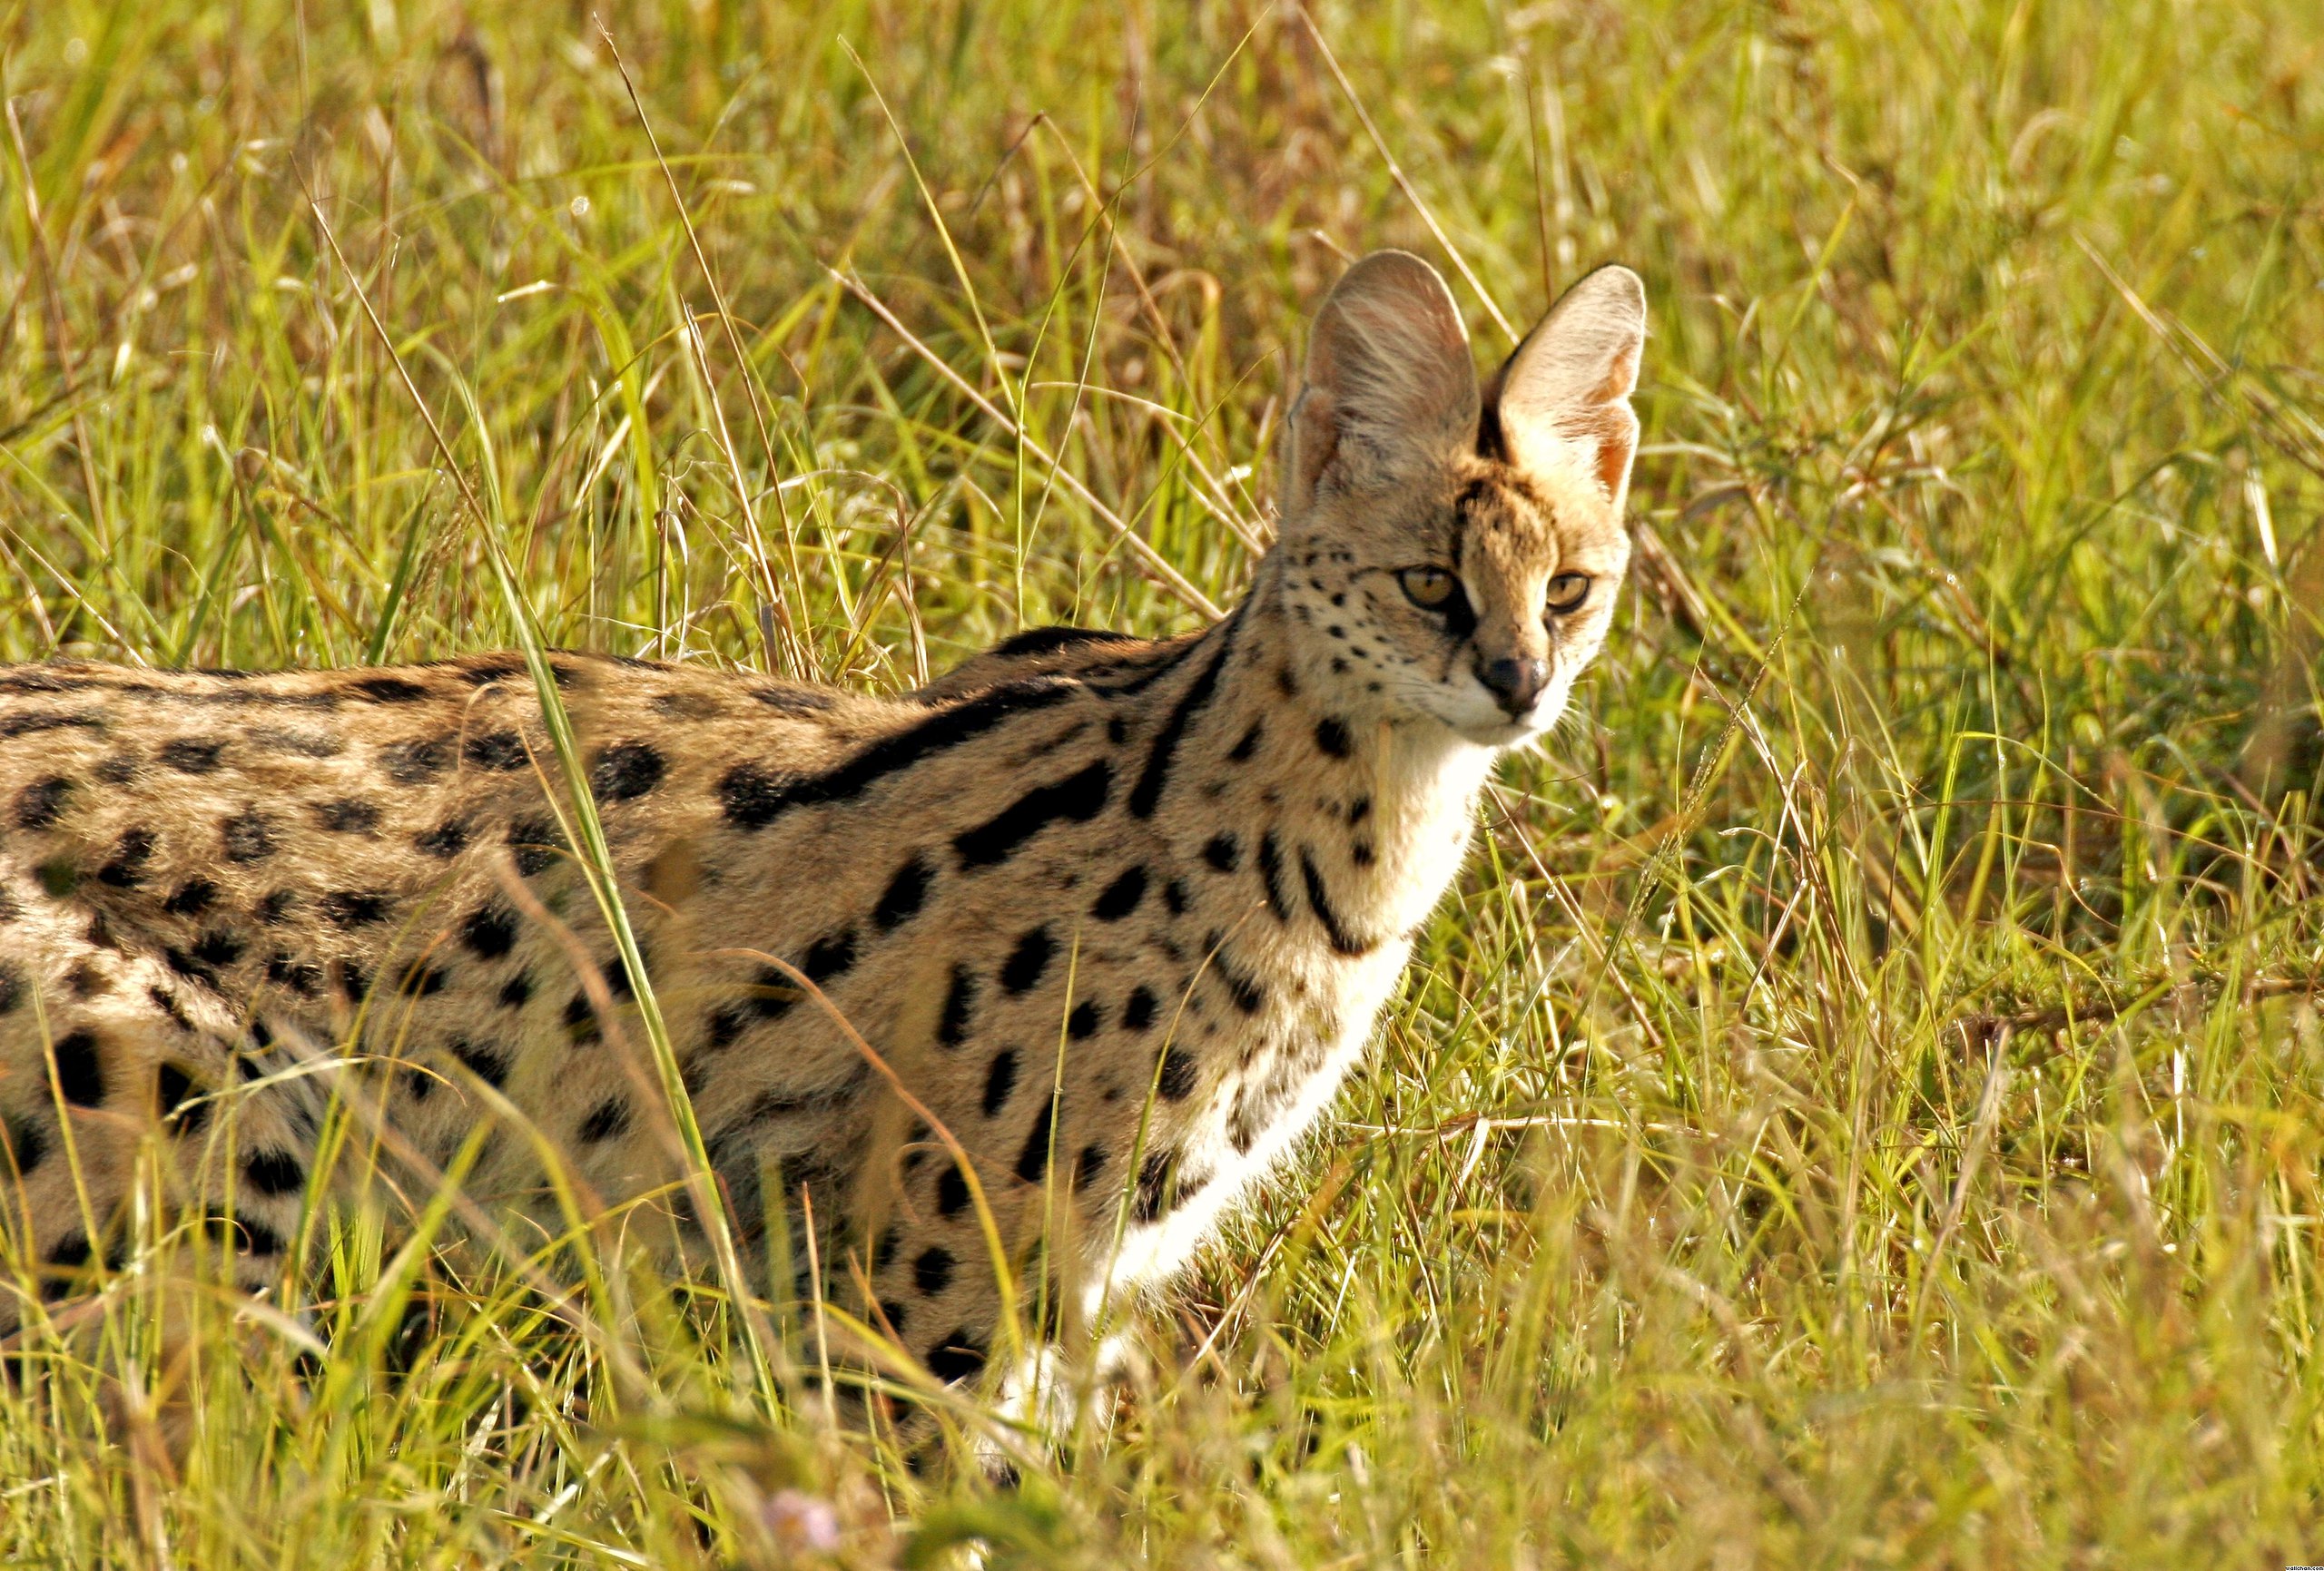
(1476, 656), (1549, 717)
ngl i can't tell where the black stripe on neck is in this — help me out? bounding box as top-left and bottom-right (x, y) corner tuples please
(1297, 846), (1374, 957)
(721, 677), (1078, 830)
(1126, 610), (1242, 819)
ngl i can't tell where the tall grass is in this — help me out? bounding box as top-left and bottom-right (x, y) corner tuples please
(0, 0), (2319, 1564)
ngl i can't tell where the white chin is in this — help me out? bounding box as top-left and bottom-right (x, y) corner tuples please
(1454, 715), (1540, 749)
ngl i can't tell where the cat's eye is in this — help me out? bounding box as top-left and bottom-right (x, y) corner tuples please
(1543, 573), (1592, 616)
(1398, 565), (1459, 610)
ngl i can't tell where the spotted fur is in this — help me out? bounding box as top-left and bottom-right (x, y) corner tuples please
(0, 252), (1644, 1394)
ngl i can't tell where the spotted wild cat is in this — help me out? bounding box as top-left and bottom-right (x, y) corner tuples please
(0, 250), (1644, 1399)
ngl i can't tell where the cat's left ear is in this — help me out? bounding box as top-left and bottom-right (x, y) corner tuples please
(1488, 264), (1647, 515)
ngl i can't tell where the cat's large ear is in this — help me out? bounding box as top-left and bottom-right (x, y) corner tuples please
(1285, 250), (1481, 514)
(1489, 264), (1646, 514)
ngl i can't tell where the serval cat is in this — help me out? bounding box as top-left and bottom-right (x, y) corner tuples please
(0, 251), (1644, 1410)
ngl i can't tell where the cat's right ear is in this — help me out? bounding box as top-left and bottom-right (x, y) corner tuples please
(1285, 250), (1482, 515)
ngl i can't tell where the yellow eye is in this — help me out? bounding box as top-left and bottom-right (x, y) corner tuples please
(1398, 565), (1458, 610)
(1544, 573), (1592, 616)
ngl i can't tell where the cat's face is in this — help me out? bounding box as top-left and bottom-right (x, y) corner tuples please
(1275, 254), (1643, 748)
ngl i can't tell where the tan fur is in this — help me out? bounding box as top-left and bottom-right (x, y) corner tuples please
(0, 252), (1644, 1398)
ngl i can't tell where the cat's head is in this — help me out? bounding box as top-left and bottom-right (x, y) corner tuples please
(1275, 250), (1643, 749)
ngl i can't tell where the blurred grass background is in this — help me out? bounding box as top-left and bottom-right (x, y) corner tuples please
(0, 0), (2320, 1565)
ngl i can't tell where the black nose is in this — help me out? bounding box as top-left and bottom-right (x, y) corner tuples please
(1476, 656), (1549, 717)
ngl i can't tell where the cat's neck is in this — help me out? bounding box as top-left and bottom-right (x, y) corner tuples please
(1163, 555), (1497, 952)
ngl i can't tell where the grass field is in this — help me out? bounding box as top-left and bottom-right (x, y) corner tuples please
(0, 0), (2320, 1564)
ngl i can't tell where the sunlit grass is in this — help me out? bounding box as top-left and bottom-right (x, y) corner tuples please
(0, 0), (2319, 1564)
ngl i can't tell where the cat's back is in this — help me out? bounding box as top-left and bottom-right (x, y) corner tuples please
(0, 653), (908, 993)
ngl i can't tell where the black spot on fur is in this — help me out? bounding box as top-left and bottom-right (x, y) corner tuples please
(463, 729), (529, 771)
(379, 736), (450, 784)
(1093, 865), (1147, 921)
(936, 1166), (971, 1218)
(1256, 831), (1291, 921)
(925, 1328), (986, 1384)
(1122, 986), (1158, 1032)
(157, 1063), (208, 1132)
(50, 1031), (104, 1107)
(315, 798), (379, 833)
(398, 964), (448, 997)
(1157, 1048), (1198, 1102)
(1134, 1151), (1179, 1222)
(507, 816), (564, 875)
(222, 808), (277, 863)
(497, 972), (534, 1010)
(0, 711), (98, 741)
(0, 963), (21, 1016)
(195, 927), (242, 968)
(148, 985), (193, 1028)
(1202, 834), (1239, 873)
(244, 1149), (305, 1195)
(15, 776), (74, 830)
(704, 1002), (750, 1049)
(265, 953), (321, 997)
(562, 993), (601, 1045)
(1315, 717), (1353, 758)
(351, 675), (428, 703)
(1076, 1144), (1108, 1186)
(937, 965), (976, 1047)
(322, 890), (389, 928)
(206, 1209), (284, 1257)
(952, 759), (1112, 868)
(717, 762), (796, 830)
(1163, 879), (1190, 915)
(460, 905), (517, 959)
(44, 1232), (92, 1296)
(1206, 935), (1265, 1014)
(1014, 1099), (1056, 1183)
(873, 855), (934, 931)
(160, 738), (227, 773)
(452, 1038), (511, 1088)
(1000, 927), (1055, 995)
(3, 1114), (47, 1175)
(164, 879), (218, 917)
(579, 1096), (632, 1142)
(749, 966), (803, 1019)
(982, 1050), (1019, 1117)
(913, 1246), (956, 1295)
(96, 828), (155, 888)
(589, 741), (666, 801)
(1228, 722), (1264, 761)
(750, 684), (833, 714)
(803, 928), (859, 984)
(415, 819), (470, 859)
(1067, 1000), (1103, 1040)
(455, 656), (526, 686)
(338, 961), (370, 1004)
